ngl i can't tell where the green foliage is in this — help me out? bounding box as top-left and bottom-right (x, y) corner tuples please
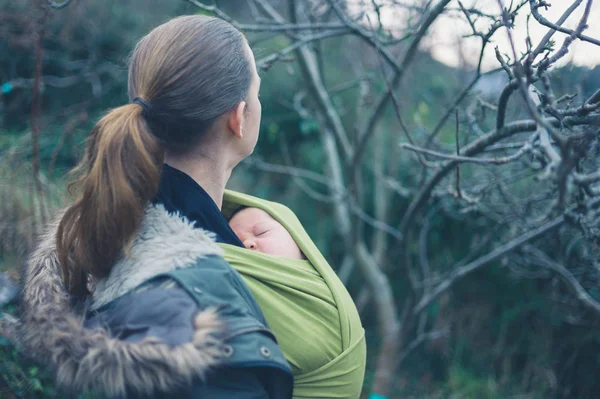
(446, 366), (500, 398)
(0, 343), (55, 398)
(0, 305), (56, 398)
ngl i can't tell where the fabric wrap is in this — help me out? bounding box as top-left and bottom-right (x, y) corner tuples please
(221, 190), (367, 399)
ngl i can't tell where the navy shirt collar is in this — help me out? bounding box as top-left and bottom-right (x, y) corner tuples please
(152, 164), (244, 247)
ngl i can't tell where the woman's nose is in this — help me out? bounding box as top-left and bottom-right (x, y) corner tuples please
(243, 239), (257, 250)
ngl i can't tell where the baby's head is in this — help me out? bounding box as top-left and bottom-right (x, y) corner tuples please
(229, 207), (305, 260)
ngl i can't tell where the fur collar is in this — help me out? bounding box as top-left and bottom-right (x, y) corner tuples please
(20, 205), (224, 398)
(92, 204), (222, 310)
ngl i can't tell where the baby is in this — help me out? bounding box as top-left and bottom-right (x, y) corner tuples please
(229, 207), (305, 260)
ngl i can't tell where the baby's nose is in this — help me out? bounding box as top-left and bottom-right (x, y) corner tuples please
(243, 239), (257, 250)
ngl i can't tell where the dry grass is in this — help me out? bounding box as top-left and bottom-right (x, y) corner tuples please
(0, 147), (65, 277)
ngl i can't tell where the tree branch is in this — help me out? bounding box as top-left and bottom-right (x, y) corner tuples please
(529, 0), (600, 47)
(414, 216), (565, 314)
(45, 0), (73, 8)
(523, 245), (600, 318)
(400, 141), (531, 165)
(353, 0), (452, 168)
(256, 29), (348, 70)
(399, 113), (600, 238)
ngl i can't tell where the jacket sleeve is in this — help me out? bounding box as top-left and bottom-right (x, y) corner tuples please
(190, 368), (270, 398)
(85, 286), (272, 399)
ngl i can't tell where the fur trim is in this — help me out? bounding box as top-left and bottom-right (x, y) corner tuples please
(20, 205), (225, 398)
(92, 204), (223, 309)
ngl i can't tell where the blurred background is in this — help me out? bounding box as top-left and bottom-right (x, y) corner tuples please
(1, 0), (600, 398)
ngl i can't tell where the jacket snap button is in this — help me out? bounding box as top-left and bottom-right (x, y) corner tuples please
(222, 344), (234, 357)
(260, 346), (271, 358)
(193, 287), (202, 295)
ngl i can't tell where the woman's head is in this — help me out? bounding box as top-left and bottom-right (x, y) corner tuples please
(57, 15), (261, 296)
(128, 15), (261, 157)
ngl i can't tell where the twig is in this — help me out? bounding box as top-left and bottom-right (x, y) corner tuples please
(414, 215), (565, 313)
(368, 13), (427, 167)
(418, 205), (439, 289)
(326, 0), (403, 73)
(495, 46), (514, 79)
(573, 169), (600, 185)
(239, 22), (348, 31)
(483, 142), (530, 152)
(348, 198), (404, 242)
(496, 80), (520, 130)
(455, 110), (462, 198)
(354, 0), (452, 167)
(45, 0), (73, 8)
(243, 156), (333, 186)
(48, 111), (88, 175)
(556, 93), (578, 105)
(256, 30), (347, 70)
(523, 245), (600, 318)
(400, 142), (531, 165)
(423, 76), (482, 150)
(186, 0), (236, 23)
(585, 89), (600, 106)
(424, 1), (525, 149)
(279, 133), (344, 203)
(30, 10), (49, 230)
(538, 125), (561, 164)
(399, 113), (600, 239)
(396, 327), (449, 366)
(526, 0), (583, 67)
(529, 0), (600, 47)
(536, 0), (594, 73)
(422, 0), (519, 150)
(268, 1), (353, 160)
(497, 0), (566, 153)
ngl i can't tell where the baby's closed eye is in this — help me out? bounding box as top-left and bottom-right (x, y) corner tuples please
(253, 222), (273, 237)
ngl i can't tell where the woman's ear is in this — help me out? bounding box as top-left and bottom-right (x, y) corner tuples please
(228, 101), (247, 139)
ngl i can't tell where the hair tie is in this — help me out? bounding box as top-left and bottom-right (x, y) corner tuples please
(132, 97), (152, 117)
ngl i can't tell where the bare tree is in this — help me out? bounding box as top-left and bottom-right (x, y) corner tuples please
(184, 0), (600, 396)
(185, 0), (600, 396)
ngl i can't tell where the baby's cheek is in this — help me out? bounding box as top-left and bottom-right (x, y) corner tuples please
(281, 236), (304, 260)
(261, 237), (279, 253)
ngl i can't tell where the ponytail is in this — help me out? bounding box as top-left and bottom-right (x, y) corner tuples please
(57, 104), (163, 297)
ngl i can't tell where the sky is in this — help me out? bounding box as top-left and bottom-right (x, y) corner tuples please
(349, 0), (600, 70)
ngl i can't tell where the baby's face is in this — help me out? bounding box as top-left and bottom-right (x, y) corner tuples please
(229, 207), (305, 260)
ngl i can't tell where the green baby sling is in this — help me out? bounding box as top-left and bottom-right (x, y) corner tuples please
(221, 190), (367, 399)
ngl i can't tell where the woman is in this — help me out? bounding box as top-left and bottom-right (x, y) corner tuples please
(22, 15), (291, 398)
(21, 14), (365, 399)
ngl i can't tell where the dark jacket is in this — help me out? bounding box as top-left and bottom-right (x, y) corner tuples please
(20, 203), (293, 398)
